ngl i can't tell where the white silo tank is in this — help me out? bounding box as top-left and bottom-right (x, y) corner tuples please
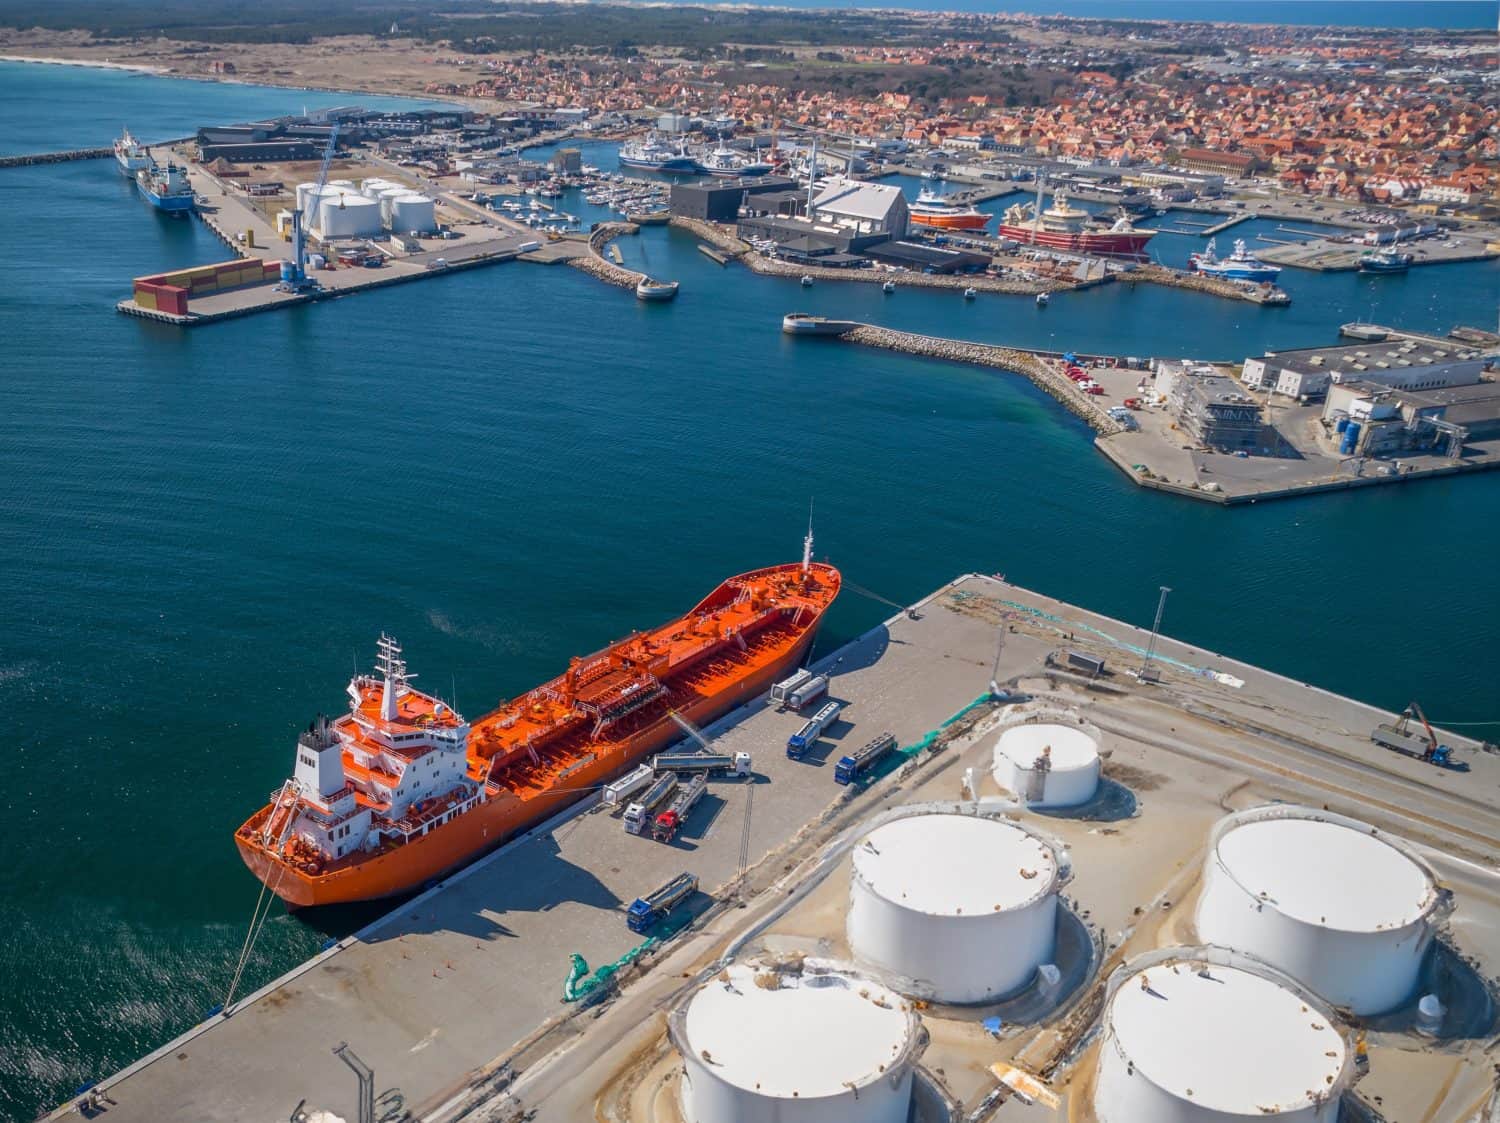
(1195, 806), (1438, 1015)
(670, 960), (920, 1123)
(992, 713), (1101, 808)
(295, 182), (322, 214)
(848, 813), (1060, 1002)
(389, 194), (435, 234)
(359, 178), (392, 199)
(378, 186), (409, 224)
(1095, 948), (1350, 1123)
(319, 193), (382, 238)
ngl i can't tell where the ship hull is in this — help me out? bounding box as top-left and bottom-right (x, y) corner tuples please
(997, 224), (1153, 256)
(619, 156), (702, 174)
(236, 572), (832, 908)
(136, 178), (194, 214)
(910, 212), (990, 231)
(117, 155), (149, 178)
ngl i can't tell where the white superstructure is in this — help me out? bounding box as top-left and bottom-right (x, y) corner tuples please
(669, 960), (921, 1123)
(992, 712), (1101, 807)
(1095, 947), (1350, 1123)
(848, 813), (1061, 1002)
(1195, 806), (1438, 1014)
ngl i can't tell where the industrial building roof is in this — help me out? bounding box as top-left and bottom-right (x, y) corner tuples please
(812, 176), (906, 222)
(1260, 338), (1483, 376)
(1109, 960), (1346, 1114)
(681, 963), (915, 1099)
(1215, 818), (1435, 930)
(853, 815), (1058, 916)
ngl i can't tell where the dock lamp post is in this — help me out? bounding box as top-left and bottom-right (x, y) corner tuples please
(1137, 585), (1171, 684)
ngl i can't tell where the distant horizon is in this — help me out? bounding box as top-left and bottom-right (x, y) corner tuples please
(634, 0), (1497, 32)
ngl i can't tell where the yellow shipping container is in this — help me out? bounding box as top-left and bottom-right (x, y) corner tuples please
(134, 289), (157, 311)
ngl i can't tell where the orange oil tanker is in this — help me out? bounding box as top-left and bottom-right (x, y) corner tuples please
(235, 551), (840, 907)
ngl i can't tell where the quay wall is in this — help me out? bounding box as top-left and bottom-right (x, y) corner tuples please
(1121, 263), (1270, 302)
(836, 324), (1125, 434)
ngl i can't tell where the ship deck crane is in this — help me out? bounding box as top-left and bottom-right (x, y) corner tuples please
(284, 122), (339, 292)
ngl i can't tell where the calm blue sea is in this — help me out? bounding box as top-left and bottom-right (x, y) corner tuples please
(2, 61), (1499, 1119)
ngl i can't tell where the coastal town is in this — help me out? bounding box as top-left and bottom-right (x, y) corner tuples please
(3, 2), (1500, 1123)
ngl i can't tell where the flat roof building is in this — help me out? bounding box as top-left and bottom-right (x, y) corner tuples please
(1243, 338), (1486, 400)
(1169, 369), (1266, 453)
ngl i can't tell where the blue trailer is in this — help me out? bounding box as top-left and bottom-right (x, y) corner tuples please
(833, 731), (898, 785)
(626, 872), (698, 933)
(787, 700), (843, 759)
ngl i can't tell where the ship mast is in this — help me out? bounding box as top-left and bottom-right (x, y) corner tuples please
(801, 499), (815, 577)
(375, 633), (413, 722)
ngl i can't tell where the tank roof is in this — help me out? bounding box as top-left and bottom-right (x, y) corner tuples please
(1217, 818), (1434, 931)
(853, 815), (1058, 916)
(1109, 959), (1346, 1113)
(680, 964), (915, 1099)
(996, 723), (1098, 770)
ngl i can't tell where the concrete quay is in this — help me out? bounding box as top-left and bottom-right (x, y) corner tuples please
(1257, 229), (1500, 272)
(40, 575), (1500, 1123)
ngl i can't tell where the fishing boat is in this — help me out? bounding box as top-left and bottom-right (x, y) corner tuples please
(619, 134), (702, 174)
(235, 553), (840, 907)
(801, 275), (814, 287)
(963, 287), (977, 300)
(882, 280), (896, 294)
(908, 187), (989, 231)
(635, 277), (680, 301)
(1036, 292), (1050, 307)
(1358, 248), (1414, 274)
(699, 143), (773, 179)
(114, 127), (150, 178)
(135, 159), (195, 214)
(998, 182), (1155, 258)
(1189, 238), (1281, 282)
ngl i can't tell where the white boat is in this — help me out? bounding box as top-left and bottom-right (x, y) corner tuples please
(800, 275), (814, 287)
(1036, 292), (1050, 306)
(963, 287), (977, 300)
(636, 278), (680, 302)
(1189, 237), (1281, 282)
(882, 280), (896, 294)
(114, 127), (150, 178)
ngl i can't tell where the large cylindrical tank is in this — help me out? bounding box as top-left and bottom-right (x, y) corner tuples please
(1095, 947), (1350, 1123)
(295, 182), (323, 215)
(848, 813), (1060, 1002)
(669, 960), (921, 1123)
(389, 194), (436, 234)
(360, 178), (393, 199)
(378, 186), (409, 223)
(992, 713), (1101, 808)
(1195, 806), (1437, 1015)
(319, 193), (382, 238)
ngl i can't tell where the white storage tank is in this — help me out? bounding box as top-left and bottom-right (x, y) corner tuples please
(992, 712), (1101, 808)
(319, 193), (382, 238)
(389, 193), (436, 234)
(1095, 947), (1350, 1123)
(1195, 806), (1438, 1015)
(669, 960), (920, 1123)
(359, 178), (393, 199)
(378, 186), (409, 223)
(848, 813), (1060, 1003)
(295, 181), (322, 215)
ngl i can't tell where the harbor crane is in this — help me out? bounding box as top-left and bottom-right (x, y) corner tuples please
(282, 122), (339, 292)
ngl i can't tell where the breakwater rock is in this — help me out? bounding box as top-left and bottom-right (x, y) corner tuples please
(837, 324), (1124, 434)
(573, 222), (645, 289)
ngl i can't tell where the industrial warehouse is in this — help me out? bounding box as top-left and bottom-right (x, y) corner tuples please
(54, 575), (1499, 1123)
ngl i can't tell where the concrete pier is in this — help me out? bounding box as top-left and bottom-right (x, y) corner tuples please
(44, 575), (1498, 1123)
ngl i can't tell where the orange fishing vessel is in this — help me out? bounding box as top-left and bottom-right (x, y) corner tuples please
(235, 546), (840, 908)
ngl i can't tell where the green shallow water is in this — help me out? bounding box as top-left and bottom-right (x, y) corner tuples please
(2, 61), (1499, 1120)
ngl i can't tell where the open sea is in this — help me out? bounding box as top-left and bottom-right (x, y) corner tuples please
(2, 59), (1499, 1119)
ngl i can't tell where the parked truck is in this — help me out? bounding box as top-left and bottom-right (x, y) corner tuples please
(653, 773), (709, 842)
(623, 772), (679, 835)
(602, 764), (655, 808)
(786, 674), (829, 712)
(626, 872), (698, 934)
(770, 668), (814, 707)
(787, 700), (843, 760)
(651, 751), (752, 777)
(1371, 702), (1453, 767)
(833, 731), (899, 786)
